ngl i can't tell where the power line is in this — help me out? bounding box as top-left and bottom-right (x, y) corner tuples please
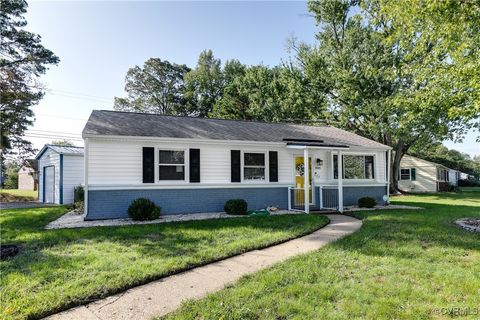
(35, 113), (88, 121)
(28, 129), (82, 137)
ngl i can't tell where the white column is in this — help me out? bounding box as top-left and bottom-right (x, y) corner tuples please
(337, 150), (343, 212)
(83, 137), (89, 216)
(304, 148), (309, 214)
(387, 149), (391, 204)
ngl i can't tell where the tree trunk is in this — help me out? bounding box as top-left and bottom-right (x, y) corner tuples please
(390, 140), (409, 194)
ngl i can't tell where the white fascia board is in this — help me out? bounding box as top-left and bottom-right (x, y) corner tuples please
(82, 134), (285, 147)
(88, 183), (293, 191)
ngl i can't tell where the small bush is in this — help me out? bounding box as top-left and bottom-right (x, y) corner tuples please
(358, 197), (377, 208)
(224, 199), (248, 215)
(458, 179), (480, 187)
(74, 186), (84, 202)
(128, 198), (161, 221)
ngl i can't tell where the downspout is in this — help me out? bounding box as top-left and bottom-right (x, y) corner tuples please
(59, 154), (64, 204)
(84, 138), (89, 216)
(387, 149), (391, 204)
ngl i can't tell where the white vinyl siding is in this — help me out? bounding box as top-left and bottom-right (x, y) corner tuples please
(87, 138), (388, 188)
(62, 155), (85, 204)
(398, 155), (439, 193)
(87, 139), (294, 185)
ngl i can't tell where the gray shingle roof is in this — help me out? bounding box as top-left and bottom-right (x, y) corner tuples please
(36, 145), (84, 159)
(83, 110), (389, 149)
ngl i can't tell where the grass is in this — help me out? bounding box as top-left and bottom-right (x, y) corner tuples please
(164, 190), (480, 320)
(0, 208), (329, 320)
(0, 189), (38, 202)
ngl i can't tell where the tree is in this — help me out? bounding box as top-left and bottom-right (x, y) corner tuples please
(4, 161), (20, 189)
(299, 0), (479, 192)
(183, 50), (224, 117)
(114, 58), (190, 115)
(212, 64), (327, 122)
(51, 140), (75, 147)
(0, 0), (59, 156)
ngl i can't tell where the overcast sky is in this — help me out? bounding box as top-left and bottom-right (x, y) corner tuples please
(25, 1), (478, 157)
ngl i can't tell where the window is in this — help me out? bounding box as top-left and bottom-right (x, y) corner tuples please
(400, 169), (411, 180)
(243, 152), (265, 181)
(333, 155), (375, 179)
(159, 150), (185, 180)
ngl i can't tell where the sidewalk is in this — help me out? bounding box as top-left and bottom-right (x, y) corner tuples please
(45, 214), (362, 320)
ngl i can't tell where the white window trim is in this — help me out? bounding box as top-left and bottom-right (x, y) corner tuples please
(156, 148), (188, 183)
(331, 152), (377, 181)
(400, 168), (411, 181)
(241, 150), (268, 183)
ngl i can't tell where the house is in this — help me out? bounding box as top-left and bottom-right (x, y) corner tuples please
(398, 155), (450, 193)
(36, 145), (84, 204)
(18, 159), (38, 190)
(448, 168), (460, 187)
(82, 110), (392, 220)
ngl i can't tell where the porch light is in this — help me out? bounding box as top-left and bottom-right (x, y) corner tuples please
(316, 158), (323, 167)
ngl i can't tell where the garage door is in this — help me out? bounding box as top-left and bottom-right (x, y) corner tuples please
(44, 166), (55, 203)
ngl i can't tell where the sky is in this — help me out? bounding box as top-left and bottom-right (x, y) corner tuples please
(25, 1), (479, 157)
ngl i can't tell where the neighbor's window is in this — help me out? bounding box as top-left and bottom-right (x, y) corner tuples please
(333, 155), (375, 179)
(400, 168), (411, 180)
(243, 152), (265, 181)
(159, 150), (185, 180)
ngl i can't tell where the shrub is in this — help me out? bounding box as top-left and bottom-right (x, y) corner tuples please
(358, 197), (377, 208)
(458, 179), (480, 187)
(128, 198), (161, 221)
(74, 186), (84, 202)
(224, 199), (248, 215)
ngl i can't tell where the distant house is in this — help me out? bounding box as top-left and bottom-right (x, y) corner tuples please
(81, 110), (392, 220)
(448, 168), (460, 187)
(36, 145), (84, 204)
(398, 155), (450, 193)
(18, 159), (38, 190)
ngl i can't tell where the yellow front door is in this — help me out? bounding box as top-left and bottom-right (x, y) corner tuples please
(295, 156), (313, 205)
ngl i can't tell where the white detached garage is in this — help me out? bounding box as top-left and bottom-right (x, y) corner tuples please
(36, 145), (84, 204)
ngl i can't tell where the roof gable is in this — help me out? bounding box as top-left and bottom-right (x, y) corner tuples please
(35, 144), (84, 159)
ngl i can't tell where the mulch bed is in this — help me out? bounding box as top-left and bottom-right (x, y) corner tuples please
(0, 245), (20, 260)
(455, 218), (480, 233)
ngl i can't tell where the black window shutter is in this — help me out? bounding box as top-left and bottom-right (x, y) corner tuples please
(189, 148), (200, 183)
(142, 147), (155, 183)
(231, 150), (241, 182)
(269, 151), (278, 182)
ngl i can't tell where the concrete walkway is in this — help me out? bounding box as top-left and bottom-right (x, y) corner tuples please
(45, 214), (362, 320)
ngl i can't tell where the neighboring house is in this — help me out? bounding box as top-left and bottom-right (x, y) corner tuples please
(82, 110), (392, 220)
(448, 168), (460, 187)
(398, 155), (450, 193)
(18, 159), (38, 190)
(36, 145), (84, 204)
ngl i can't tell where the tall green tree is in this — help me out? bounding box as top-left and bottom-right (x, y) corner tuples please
(114, 58), (190, 115)
(212, 64), (326, 122)
(0, 0), (59, 156)
(183, 50), (224, 117)
(300, 0), (479, 192)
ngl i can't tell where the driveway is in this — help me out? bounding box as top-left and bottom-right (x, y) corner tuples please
(0, 202), (57, 209)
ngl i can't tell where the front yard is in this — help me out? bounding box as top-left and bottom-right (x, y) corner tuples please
(0, 208), (328, 320)
(165, 190), (480, 320)
(0, 189), (38, 202)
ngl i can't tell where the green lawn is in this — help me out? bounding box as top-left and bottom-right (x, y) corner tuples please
(0, 208), (329, 320)
(165, 190), (480, 320)
(0, 189), (38, 202)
